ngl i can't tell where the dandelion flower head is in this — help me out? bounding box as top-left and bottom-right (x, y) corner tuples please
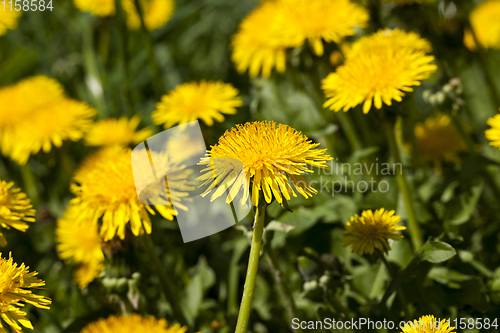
(85, 116), (153, 147)
(401, 315), (455, 333)
(415, 114), (465, 164)
(69, 146), (193, 241)
(80, 314), (188, 333)
(464, 0), (500, 50)
(152, 81), (242, 128)
(0, 181), (36, 247)
(0, 252), (51, 333)
(486, 110), (500, 149)
(232, 0), (368, 77)
(322, 29), (437, 114)
(56, 207), (104, 289)
(198, 121), (332, 207)
(0, 7), (22, 36)
(123, 0), (175, 31)
(0, 76), (95, 165)
(342, 208), (406, 255)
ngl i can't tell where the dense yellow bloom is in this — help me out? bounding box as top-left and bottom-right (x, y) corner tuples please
(401, 315), (455, 333)
(0, 253), (51, 333)
(281, 0), (369, 56)
(342, 208), (406, 255)
(464, 0), (500, 50)
(345, 28), (432, 59)
(415, 114), (465, 163)
(232, 0), (368, 77)
(486, 111), (500, 149)
(80, 314), (188, 333)
(152, 81), (242, 128)
(74, 0), (174, 31)
(56, 208), (104, 289)
(74, 0), (115, 16)
(385, 0), (422, 4)
(123, 0), (174, 31)
(0, 181), (36, 247)
(198, 121), (331, 207)
(85, 116), (153, 147)
(322, 29), (437, 114)
(0, 76), (95, 165)
(69, 146), (193, 241)
(232, 0), (300, 78)
(0, 7), (22, 36)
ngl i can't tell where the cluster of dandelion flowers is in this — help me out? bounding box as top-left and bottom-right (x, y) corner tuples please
(0, 180), (36, 247)
(464, 0), (500, 50)
(80, 314), (188, 333)
(0, 76), (96, 165)
(342, 209), (406, 256)
(231, 0), (368, 77)
(0, 253), (51, 333)
(414, 114), (465, 164)
(68, 146), (194, 241)
(152, 81), (243, 128)
(56, 208), (104, 289)
(198, 121), (332, 207)
(486, 111), (500, 149)
(401, 315), (456, 333)
(74, 0), (174, 31)
(85, 116), (153, 147)
(0, 6), (22, 36)
(322, 29), (437, 114)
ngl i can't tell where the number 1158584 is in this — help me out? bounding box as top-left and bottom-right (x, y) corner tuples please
(2, 0), (53, 11)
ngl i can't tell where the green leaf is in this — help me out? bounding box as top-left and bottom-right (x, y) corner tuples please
(418, 240), (457, 263)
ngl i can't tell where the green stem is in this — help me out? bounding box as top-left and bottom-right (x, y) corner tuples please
(467, 20), (500, 110)
(450, 114), (500, 202)
(378, 251), (412, 317)
(20, 164), (39, 204)
(384, 118), (423, 251)
(141, 233), (189, 329)
(336, 112), (362, 151)
(133, 0), (165, 98)
(82, 19), (108, 118)
(235, 203), (267, 333)
(264, 250), (302, 333)
(115, 0), (135, 116)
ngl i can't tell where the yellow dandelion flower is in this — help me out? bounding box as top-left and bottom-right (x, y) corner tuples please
(85, 116), (153, 147)
(342, 208), (406, 255)
(0, 7), (22, 36)
(231, 0), (302, 78)
(232, 0), (367, 77)
(464, 0), (500, 50)
(345, 28), (433, 59)
(80, 314), (188, 333)
(198, 121), (331, 207)
(415, 114), (465, 164)
(486, 111), (500, 149)
(0, 252), (51, 333)
(73, 0), (116, 16)
(401, 315), (455, 333)
(283, 0), (369, 56)
(123, 0), (174, 31)
(69, 146), (193, 241)
(385, 0), (422, 4)
(0, 181), (36, 247)
(56, 208), (104, 289)
(152, 81), (243, 128)
(74, 0), (174, 30)
(0, 76), (95, 165)
(322, 29), (437, 114)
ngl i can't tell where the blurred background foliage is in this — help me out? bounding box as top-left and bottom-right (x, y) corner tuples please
(1, 0), (500, 332)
